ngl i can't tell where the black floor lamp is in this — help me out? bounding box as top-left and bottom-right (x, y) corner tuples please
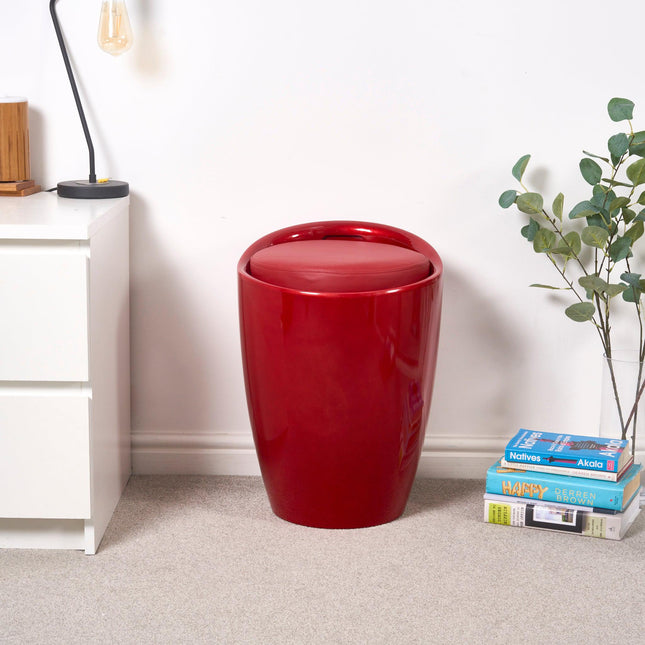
(49, 0), (132, 199)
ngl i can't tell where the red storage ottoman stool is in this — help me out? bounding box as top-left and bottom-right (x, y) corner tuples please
(238, 221), (443, 528)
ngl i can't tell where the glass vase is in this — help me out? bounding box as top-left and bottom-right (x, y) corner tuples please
(599, 349), (644, 505)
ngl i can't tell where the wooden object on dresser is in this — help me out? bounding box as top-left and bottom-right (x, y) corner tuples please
(0, 97), (40, 196)
(0, 181), (41, 197)
(0, 193), (130, 554)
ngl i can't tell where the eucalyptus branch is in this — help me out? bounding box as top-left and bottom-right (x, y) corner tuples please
(545, 253), (607, 350)
(541, 208), (590, 277)
(622, 375), (645, 435)
(594, 291), (609, 344)
(640, 300), (645, 363)
(545, 254), (585, 303)
(597, 155), (627, 276)
(499, 97), (645, 454)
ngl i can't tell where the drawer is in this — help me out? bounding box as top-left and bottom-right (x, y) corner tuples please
(0, 393), (91, 518)
(0, 248), (89, 381)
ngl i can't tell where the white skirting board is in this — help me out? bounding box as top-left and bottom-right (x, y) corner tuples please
(131, 431), (514, 479)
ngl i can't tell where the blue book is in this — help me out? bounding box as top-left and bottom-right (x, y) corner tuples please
(486, 459), (642, 511)
(504, 429), (631, 474)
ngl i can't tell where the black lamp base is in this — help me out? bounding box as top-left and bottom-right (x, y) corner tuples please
(57, 179), (129, 199)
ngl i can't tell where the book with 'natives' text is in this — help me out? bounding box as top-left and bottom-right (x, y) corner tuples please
(504, 430), (631, 474)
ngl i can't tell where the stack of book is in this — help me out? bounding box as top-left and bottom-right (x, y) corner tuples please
(484, 429), (642, 540)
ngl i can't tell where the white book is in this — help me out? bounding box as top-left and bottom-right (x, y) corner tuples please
(484, 488), (641, 540)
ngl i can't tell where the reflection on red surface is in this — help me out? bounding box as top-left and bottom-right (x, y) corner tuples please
(238, 221), (443, 528)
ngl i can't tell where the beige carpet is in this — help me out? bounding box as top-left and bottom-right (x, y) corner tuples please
(1, 476), (643, 644)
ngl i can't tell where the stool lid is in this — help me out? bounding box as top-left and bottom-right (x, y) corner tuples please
(249, 239), (430, 292)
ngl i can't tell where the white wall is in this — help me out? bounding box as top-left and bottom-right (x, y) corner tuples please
(3, 0), (644, 477)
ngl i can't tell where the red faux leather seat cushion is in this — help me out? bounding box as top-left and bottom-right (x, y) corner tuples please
(249, 240), (430, 292)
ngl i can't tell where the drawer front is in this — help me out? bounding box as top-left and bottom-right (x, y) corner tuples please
(0, 250), (88, 381)
(0, 394), (91, 518)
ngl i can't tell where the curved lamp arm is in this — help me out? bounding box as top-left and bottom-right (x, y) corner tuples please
(49, 0), (97, 184)
(48, 0), (129, 199)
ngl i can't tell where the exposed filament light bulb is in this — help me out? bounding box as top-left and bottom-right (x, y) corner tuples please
(97, 0), (133, 56)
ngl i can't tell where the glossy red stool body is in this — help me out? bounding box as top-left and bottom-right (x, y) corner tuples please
(238, 221), (443, 528)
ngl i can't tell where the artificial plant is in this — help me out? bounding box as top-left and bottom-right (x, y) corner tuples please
(500, 97), (645, 453)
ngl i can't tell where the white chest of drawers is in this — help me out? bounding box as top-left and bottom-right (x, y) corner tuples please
(0, 193), (130, 554)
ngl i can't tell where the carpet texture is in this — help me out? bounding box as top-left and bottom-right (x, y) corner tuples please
(1, 476), (643, 644)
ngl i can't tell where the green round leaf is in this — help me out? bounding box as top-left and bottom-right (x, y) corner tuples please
(521, 218), (540, 242)
(608, 98), (635, 122)
(499, 190), (517, 208)
(551, 232), (582, 257)
(565, 302), (596, 322)
(609, 196), (630, 212)
(621, 274), (645, 303)
(608, 133), (629, 158)
(579, 275), (608, 294)
(626, 221), (644, 244)
(620, 272), (642, 287)
(552, 193), (564, 221)
(569, 200), (599, 219)
(590, 184), (613, 207)
(563, 231), (581, 256)
(608, 235), (633, 262)
(512, 155), (531, 182)
(605, 284), (627, 298)
(626, 158), (645, 187)
(533, 228), (556, 253)
(629, 131), (645, 157)
(581, 226), (609, 248)
(579, 158), (602, 185)
(516, 192), (544, 215)
(623, 287), (642, 303)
